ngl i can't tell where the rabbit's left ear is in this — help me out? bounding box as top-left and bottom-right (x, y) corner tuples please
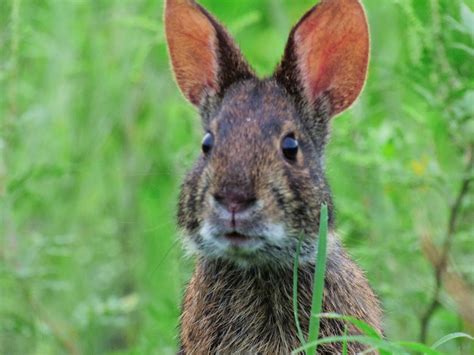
(274, 0), (369, 117)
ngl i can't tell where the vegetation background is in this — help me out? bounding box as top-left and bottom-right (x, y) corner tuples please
(1, 0), (473, 354)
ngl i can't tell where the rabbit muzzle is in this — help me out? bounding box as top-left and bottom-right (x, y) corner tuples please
(190, 194), (289, 265)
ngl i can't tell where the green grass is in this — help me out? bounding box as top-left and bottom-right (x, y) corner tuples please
(292, 205), (473, 354)
(292, 204), (329, 354)
(307, 204), (329, 354)
(1, 0), (473, 354)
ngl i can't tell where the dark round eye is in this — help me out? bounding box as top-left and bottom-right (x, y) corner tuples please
(282, 135), (299, 161)
(202, 132), (214, 154)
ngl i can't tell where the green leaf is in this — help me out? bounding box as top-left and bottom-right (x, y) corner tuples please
(461, 3), (474, 37)
(342, 325), (348, 355)
(395, 341), (440, 354)
(316, 313), (382, 339)
(229, 11), (262, 34)
(292, 335), (409, 355)
(431, 332), (474, 349)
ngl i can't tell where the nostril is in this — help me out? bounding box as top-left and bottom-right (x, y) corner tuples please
(227, 198), (256, 213)
(213, 191), (257, 213)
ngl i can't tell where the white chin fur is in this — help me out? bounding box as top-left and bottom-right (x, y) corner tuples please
(183, 222), (338, 267)
(196, 220), (286, 258)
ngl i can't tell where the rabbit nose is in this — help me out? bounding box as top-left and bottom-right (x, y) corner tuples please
(213, 190), (257, 213)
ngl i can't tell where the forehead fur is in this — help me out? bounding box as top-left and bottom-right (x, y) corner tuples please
(203, 78), (330, 156)
(209, 79), (300, 136)
(202, 79), (308, 197)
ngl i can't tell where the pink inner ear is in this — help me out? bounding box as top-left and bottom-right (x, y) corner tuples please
(294, 0), (369, 115)
(165, 0), (219, 105)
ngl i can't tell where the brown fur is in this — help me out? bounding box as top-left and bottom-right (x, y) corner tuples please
(181, 243), (382, 354)
(165, 0), (383, 353)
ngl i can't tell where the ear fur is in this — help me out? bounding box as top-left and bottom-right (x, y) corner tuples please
(165, 0), (254, 106)
(275, 0), (370, 117)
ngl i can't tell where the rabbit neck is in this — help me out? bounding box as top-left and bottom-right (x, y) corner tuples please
(179, 244), (382, 353)
(180, 258), (309, 353)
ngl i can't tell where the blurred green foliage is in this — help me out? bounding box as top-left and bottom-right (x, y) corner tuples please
(0, 0), (473, 354)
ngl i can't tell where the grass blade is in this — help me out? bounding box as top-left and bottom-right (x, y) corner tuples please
(315, 313), (390, 355)
(294, 335), (444, 355)
(342, 325), (348, 355)
(316, 313), (382, 339)
(307, 204), (329, 354)
(291, 335), (410, 355)
(395, 341), (441, 354)
(431, 332), (474, 349)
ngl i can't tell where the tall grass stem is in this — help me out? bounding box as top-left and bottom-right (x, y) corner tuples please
(307, 203), (328, 354)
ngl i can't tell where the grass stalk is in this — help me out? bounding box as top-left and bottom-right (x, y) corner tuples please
(307, 203), (329, 354)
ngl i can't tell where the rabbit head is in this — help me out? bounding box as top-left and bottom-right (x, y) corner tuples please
(165, 0), (369, 267)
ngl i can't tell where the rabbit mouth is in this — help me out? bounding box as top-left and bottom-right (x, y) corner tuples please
(192, 219), (290, 263)
(221, 232), (254, 247)
(213, 229), (264, 252)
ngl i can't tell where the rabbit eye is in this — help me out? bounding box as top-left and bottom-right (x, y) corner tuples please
(282, 135), (298, 161)
(202, 132), (214, 154)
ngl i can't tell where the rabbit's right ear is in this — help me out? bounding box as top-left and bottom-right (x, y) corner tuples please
(165, 0), (254, 106)
(274, 0), (369, 117)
